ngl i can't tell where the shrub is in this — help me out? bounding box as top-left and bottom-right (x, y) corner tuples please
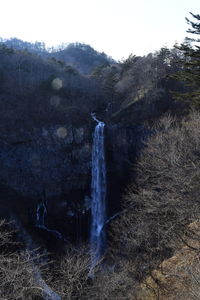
(110, 110), (200, 279)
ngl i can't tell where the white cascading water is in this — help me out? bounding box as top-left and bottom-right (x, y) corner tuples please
(36, 200), (63, 240)
(90, 113), (106, 267)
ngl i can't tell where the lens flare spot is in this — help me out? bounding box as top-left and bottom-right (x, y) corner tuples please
(51, 78), (63, 90)
(57, 127), (67, 138)
(50, 95), (61, 107)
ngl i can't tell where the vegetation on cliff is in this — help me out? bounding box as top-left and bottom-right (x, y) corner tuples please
(0, 10), (200, 300)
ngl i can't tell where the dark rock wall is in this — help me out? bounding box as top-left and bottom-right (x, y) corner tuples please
(0, 115), (148, 245)
(0, 122), (93, 242)
(106, 124), (149, 218)
(0, 124), (92, 197)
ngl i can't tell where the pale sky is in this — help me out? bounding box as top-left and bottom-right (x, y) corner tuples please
(0, 0), (199, 60)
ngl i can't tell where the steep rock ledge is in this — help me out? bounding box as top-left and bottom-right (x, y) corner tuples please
(0, 114), (149, 245)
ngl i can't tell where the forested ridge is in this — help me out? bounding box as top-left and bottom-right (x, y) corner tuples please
(0, 12), (199, 300)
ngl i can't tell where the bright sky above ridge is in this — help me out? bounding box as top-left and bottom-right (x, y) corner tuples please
(0, 0), (199, 60)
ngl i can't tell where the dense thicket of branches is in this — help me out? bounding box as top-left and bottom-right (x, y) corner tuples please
(0, 220), (44, 299)
(0, 220), (139, 299)
(110, 111), (200, 289)
(1, 11), (200, 300)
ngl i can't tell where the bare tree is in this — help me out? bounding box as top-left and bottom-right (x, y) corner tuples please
(110, 110), (200, 288)
(0, 220), (46, 299)
(50, 246), (90, 300)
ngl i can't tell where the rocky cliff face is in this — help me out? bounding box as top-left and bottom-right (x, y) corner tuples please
(105, 124), (146, 219)
(0, 120), (93, 242)
(0, 112), (148, 245)
(0, 124), (92, 198)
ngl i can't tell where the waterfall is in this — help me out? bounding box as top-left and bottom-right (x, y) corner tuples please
(36, 199), (63, 240)
(90, 113), (106, 267)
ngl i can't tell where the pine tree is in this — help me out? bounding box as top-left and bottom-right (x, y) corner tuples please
(174, 13), (200, 106)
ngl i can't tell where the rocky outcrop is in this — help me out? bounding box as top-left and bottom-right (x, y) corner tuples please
(137, 220), (200, 300)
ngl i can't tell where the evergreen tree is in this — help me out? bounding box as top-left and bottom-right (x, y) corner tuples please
(174, 13), (200, 106)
